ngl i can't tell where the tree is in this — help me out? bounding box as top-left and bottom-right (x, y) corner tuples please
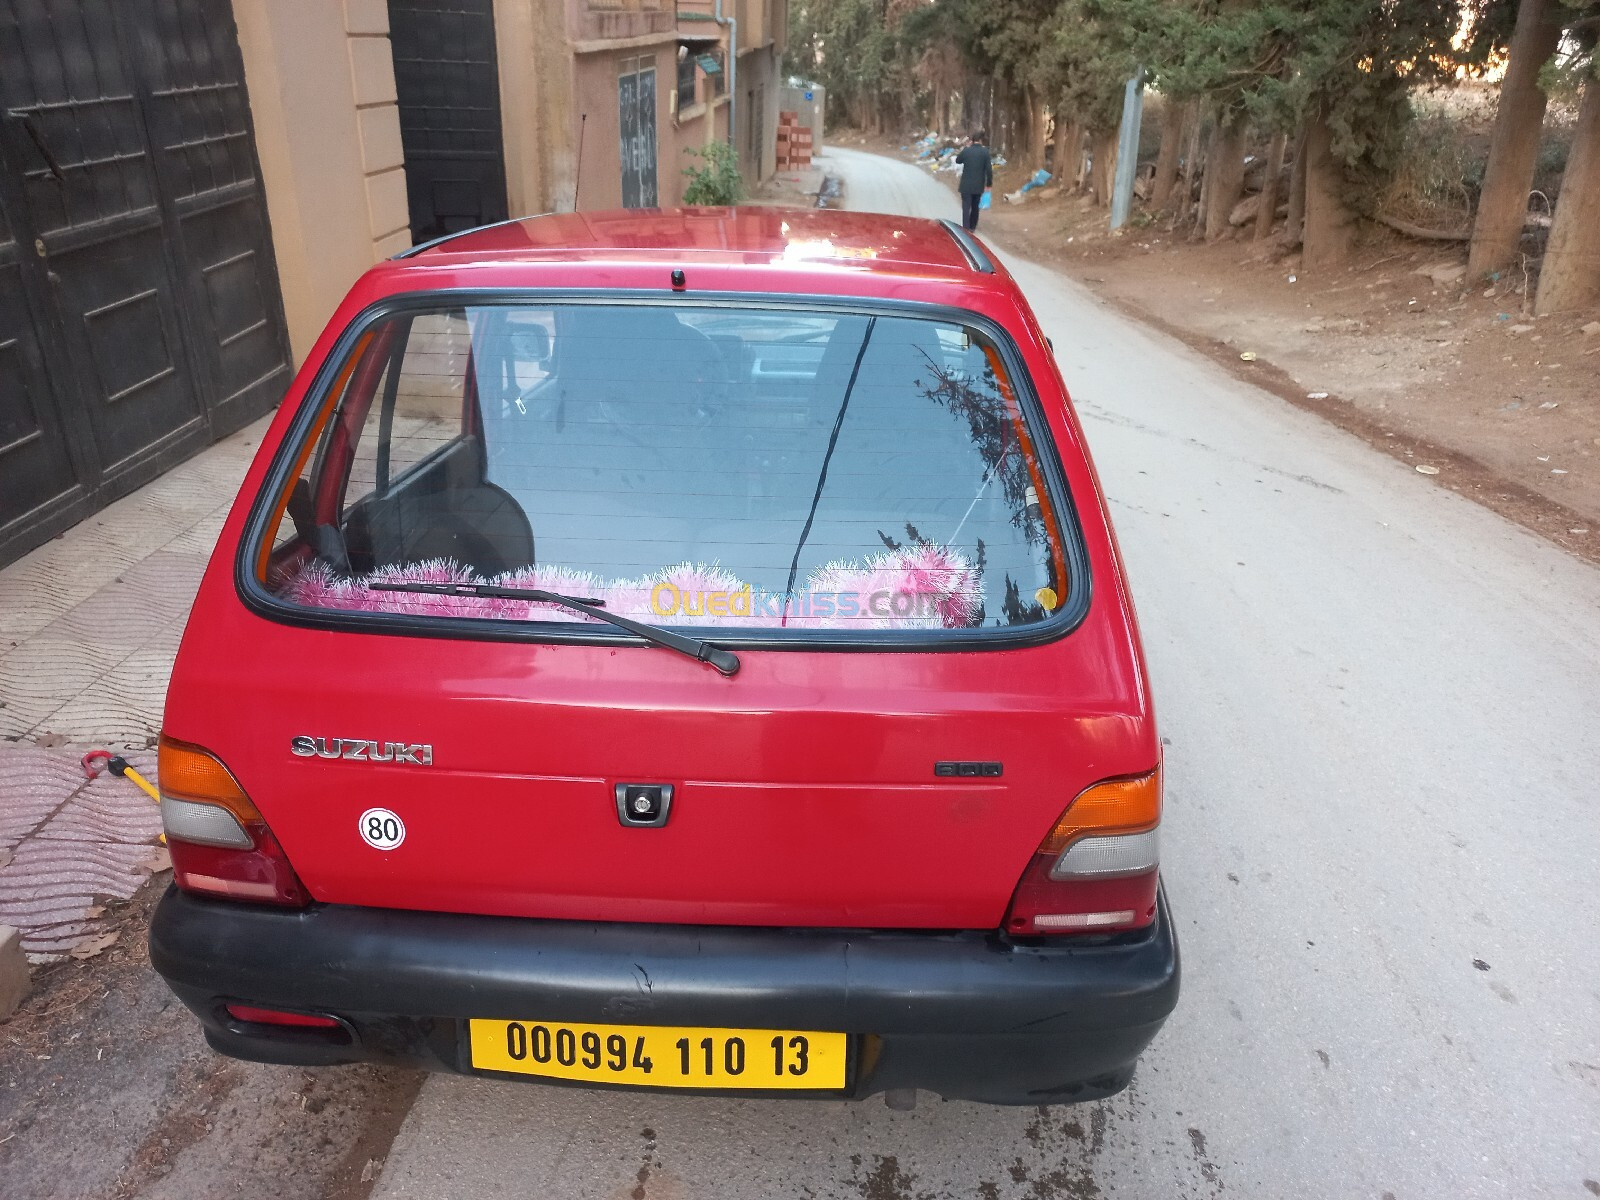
(1536, 56), (1600, 312)
(1300, 101), (1358, 269)
(1262, 0), (1479, 270)
(1149, 98), (1194, 211)
(785, 0), (924, 133)
(914, 39), (965, 134)
(1036, 0), (1140, 205)
(1254, 129), (1289, 239)
(901, 0), (1000, 137)
(1204, 110), (1249, 237)
(1094, 0), (1295, 234)
(1468, 0), (1566, 279)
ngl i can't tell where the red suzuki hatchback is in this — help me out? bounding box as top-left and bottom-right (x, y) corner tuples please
(149, 207), (1177, 1105)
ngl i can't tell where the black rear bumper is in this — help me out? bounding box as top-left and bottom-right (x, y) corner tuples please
(148, 885), (1179, 1106)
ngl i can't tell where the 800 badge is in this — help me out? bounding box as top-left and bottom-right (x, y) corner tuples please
(358, 807), (405, 850)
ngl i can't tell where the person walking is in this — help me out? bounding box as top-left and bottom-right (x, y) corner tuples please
(956, 131), (993, 232)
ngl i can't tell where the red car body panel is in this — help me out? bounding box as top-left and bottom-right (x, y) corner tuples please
(163, 207), (1157, 931)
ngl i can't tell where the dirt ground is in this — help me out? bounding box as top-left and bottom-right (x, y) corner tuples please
(0, 876), (423, 1200)
(829, 130), (1600, 566)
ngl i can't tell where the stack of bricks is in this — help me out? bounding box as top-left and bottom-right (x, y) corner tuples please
(776, 111), (812, 170)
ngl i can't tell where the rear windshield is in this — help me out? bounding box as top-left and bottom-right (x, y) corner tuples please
(250, 301), (1075, 638)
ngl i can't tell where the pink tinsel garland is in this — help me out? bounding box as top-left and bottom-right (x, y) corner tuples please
(281, 544), (982, 630)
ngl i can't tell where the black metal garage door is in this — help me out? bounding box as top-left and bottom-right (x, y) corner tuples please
(0, 0), (292, 568)
(388, 0), (509, 244)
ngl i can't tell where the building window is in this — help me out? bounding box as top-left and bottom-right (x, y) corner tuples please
(677, 48), (697, 110)
(698, 51), (725, 98)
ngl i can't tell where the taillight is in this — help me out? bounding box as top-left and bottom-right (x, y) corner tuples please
(158, 736), (311, 907)
(1003, 768), (1162, 936)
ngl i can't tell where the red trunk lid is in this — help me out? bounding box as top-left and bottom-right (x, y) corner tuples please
(166, 596), (1152, 930)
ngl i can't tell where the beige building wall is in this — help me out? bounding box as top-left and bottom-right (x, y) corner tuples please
(487, 0), (782, 216)
(232, 0), (410, 363)
(736, 43), (781, 184)
(495, 0), (577, 216)
(573, 43), (677, 211)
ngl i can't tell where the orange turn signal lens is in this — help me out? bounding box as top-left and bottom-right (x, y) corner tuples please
(158, 736), (263, 824)
(1038, 768), (1161, 857)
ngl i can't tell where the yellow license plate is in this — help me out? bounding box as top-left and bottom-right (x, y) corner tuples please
(468, 1019), (848, 1090)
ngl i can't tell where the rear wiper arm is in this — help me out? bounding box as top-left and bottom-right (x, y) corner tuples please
(368, 580), (740, 676)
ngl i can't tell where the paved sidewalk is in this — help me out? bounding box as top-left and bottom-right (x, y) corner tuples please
(0, 416), (269, 956)
(0, 748), (163, 956)
(0, 419), (268, 747)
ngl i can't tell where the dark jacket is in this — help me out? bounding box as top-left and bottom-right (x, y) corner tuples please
(955, 144), (993, 195)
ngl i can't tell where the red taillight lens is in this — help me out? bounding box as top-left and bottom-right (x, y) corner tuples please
(158, 736), (311, 907)
(224, 1004), (340, 1029)
(1003, 768), (1162, 936)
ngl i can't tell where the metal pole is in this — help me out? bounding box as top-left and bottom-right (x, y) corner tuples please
(715, 1), (737, 156)
(1109, 67), (1146, 230)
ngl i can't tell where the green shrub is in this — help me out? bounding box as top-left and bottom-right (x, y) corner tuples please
(683, 141), (744, 206)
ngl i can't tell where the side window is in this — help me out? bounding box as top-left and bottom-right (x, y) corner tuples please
(345, 311), (473, 510)
(255, 309), (475, 586)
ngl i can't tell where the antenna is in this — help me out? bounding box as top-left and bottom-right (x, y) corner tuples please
(573, 113), (587, 211)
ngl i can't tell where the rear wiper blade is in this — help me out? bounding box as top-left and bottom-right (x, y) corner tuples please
(368, 580), (740, 677)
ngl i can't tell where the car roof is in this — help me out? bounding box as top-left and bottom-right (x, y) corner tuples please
(394, 207), (992, 282)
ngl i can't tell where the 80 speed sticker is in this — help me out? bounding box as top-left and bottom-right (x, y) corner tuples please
(358, 807), (406, 850)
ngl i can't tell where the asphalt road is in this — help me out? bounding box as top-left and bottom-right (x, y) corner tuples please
(372, 148), (1600, 1199)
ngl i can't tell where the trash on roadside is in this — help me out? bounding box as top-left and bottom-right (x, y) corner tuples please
(1537, 401), (1558, 410)
(1006, 168), (1054, 203)
(1307, 391), (1330, 399)
(1415, 465), (1440, 475)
